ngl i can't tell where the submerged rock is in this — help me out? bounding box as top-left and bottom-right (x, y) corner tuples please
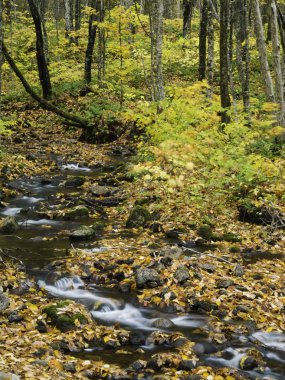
(126, 206), (152, 228)
(239, 355), (258, 370)
(135, 268), (161, 288)
(0, 216), (18, 233)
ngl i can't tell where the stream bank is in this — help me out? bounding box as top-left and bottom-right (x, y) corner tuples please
(0, 121), (285, 379)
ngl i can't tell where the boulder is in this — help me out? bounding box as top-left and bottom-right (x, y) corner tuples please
(135, 268), (161, 288)
(160, 245), (183, 258)
(126, 206), (152, 228)
(63, 206), (89, 220)
(69, 225), (97, 241)
(0, 216), (18, 233)
(174, 265), (190, 283)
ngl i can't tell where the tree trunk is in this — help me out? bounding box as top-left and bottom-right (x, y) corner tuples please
(182, 0), (193, 38)
(74, 0), (81, 44)
(27, 0), (52, 99)
(2, 43), (88, 128)
(235, 0), (250, 115)
(206, 7), (214, 97)
(219, 0), (231, 123)
(98, 0), (106, 87)
(252, 0), (275, 102)
(198, 0), (208, 80)
(38, 0), (49, 65)
(148, 0), (165, 102)
(64, 0), (75, 43)
(271, 0), (285, 125)
(84, 0), (99, 84)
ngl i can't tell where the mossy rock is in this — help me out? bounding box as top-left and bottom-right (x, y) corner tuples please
(63, 206), (89, 220)
(43, 301), (87, 332)
(222, 232), (242, 243)
(91, 222), (105, 232)
(197, 225), (213, 241)
(69, 225), (97, 241)
(126, 206), (152, 228)
(0, 216), (19, 233)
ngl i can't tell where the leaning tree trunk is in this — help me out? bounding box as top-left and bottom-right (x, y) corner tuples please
(84, 0), (99, 84)
(148, 0), (165, 102)
(220, 0), (231, 123)
(2, 43), (88, 128)
(271, 0), (285, 125)
(27, 0), (52, 99)
(198, 0), (208, 80)
(252, 0), (275, 102)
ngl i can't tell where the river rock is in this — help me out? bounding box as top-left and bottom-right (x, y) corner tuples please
(135, 268), (161, 288)
(0, 291), (10, 312)
(178, 360), (196, 371)
(233, 264), (245, 277)
(131, 360), (147, 371)
(0, 373), (20, 380)
(174, 265), (190, 283)
(63, 362), (76, 373)
(216, 279), (234, 289)
(91, 185), (117, 197)
(151, 318), (174, 329)
(160, 245), (183, 258)
(126, 206), (152, 228)
(65, 176), (85, 188)
(69, 225), (97, 241)
(8, 312), (23, 323)
(0, 216), (19, 233)
(63, 205), (89, 220)
(239, 355), (258, 370)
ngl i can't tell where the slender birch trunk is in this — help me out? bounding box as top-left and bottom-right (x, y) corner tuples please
(252, 0), (275, 102)
(271, 0), (285, 125)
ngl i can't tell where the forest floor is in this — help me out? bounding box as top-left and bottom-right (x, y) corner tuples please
(0, 103), (284, 380)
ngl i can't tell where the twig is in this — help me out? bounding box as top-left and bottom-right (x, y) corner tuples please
(183, 247), (232, 264)
(0, 235), (22, 239)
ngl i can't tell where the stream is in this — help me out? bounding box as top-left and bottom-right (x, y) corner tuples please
(1, 153), (285, 379)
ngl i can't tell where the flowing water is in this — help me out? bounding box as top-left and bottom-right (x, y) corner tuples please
(1, 155), (285, 379)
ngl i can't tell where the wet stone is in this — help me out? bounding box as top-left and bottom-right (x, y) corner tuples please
(0, 216), (19, 233)
(131, 360), (147, 371)
(178, 360), (196, 371)
(65, 177), (85, 188)
(199, 263), (215, 273)
(240, 355), (258, 370)
(151, 318), (175, 329)
(118, 282), (131, 293)
(63, 205), (89, 220)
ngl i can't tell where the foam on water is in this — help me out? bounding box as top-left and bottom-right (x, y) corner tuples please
(2, 207), (22, 216)
(61, 163), (91, 172)
(252, 332), (285, 352)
